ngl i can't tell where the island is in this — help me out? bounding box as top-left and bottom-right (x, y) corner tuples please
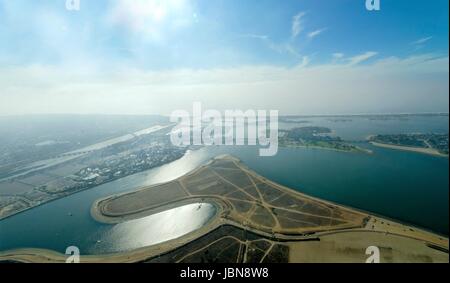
(279, 127), (372, 154)
(1, 155), (447, 263)
(369, 133), (449, 157)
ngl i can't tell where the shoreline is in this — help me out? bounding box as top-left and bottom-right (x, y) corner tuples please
(1, 155), (448, 263)
(0, 149), (191, 221)
(93, 154), (449, 237)
(90, 155), (233, 224)
(370, 141), (448, 157)
(280, 143), (373, 154)
(1, 216), (448, 263)
(87, 155), (449, 261)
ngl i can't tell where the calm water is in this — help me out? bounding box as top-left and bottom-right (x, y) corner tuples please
(93, 203), (217, 253)
(0, 116), (448, 255)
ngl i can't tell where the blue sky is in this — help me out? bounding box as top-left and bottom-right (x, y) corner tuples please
(0, 0), (448, 115)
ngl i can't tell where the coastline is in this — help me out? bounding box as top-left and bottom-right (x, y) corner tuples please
(1, 154), (448, 263)
(0, 149), (190, 221)
(85, 154), (450, 252)
(280, 143), (373, 154)
(370, 141), (448, 157)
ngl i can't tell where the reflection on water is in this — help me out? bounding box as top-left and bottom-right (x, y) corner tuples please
(139, 150), (211, 185)
(92, 203), (217, 254)
(0, 149), (216, 254)
(0, 115), (448, 254)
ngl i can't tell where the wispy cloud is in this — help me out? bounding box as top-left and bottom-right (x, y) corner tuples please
(284, 44), (302, 59)
(239, 34), (269, 40)
(241, 34), (302, 60)
(291, 12), (306, 38)
(266, 42), (303, 60)
(297, 56), (310, 68)
(347, 51), (378, 66)
(333, 53), (344, 59)
(411, 36), (433, 45)
(307, 28), (327, 39)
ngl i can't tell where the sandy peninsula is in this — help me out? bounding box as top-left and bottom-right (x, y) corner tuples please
(370, 141), (448, 157)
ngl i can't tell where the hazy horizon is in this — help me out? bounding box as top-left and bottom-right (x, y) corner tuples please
(0, 112), (449, 118)
(0, 0), (449, 115)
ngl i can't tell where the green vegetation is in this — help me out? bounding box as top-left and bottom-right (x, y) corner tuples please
(279, 127), (371, 154)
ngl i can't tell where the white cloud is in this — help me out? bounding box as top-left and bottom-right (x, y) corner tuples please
(1, 54), (448, 116)
(291, 12), (306, 38)
(411, 36), (433, 45)
(307, 28), (327, 39)
(240, 34), (269, 41)
(347, 51), (378, 66)
(333, 53), (344, 59)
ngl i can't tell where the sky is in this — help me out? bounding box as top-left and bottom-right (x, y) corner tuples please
(0, 0), (448, 115)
